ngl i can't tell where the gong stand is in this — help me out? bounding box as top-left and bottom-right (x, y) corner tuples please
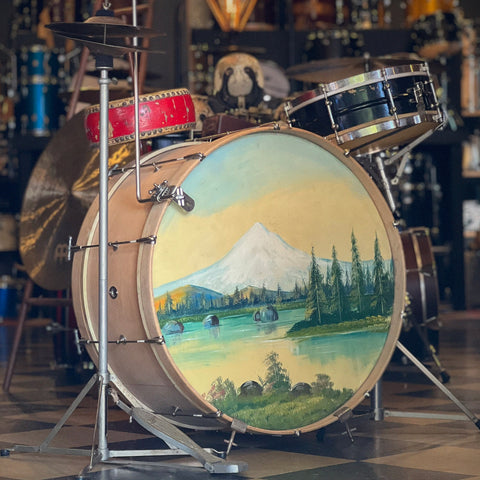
(8, 3), (247, 475)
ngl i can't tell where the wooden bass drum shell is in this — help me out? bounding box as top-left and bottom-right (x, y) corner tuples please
(72, 125), (405, 436)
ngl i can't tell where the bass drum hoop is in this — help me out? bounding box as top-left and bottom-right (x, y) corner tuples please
(73, 125), (406, 436)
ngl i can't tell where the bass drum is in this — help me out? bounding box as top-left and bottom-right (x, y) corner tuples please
(72, 125), (405, 435)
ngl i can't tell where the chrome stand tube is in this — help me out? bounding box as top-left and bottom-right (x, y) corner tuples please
(97, 61), (113, 462)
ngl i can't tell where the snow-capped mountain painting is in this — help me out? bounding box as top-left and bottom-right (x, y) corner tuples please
(154, 222), (350, 297)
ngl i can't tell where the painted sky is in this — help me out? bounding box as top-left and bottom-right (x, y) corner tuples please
(152, 131), (393, 287)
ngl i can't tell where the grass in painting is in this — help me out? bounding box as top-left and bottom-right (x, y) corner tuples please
(214, 388), (354, 431)
(204, 351), (355, 431)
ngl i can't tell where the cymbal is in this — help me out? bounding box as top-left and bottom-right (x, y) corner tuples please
(19, 111), (136, 291)
(46, 18), (164, 56)
(50, 33), (161, 56)
(46, 20), (163, 40)
(286, 54), (425, 84)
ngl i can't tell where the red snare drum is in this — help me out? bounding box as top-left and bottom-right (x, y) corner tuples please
(84, 88), (196, 145)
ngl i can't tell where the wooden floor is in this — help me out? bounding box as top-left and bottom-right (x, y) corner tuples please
(0, 306), (479, 480)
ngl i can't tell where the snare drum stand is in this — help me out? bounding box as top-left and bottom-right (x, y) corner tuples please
(8, 3), (247, 475)
(371, 340), (480, 430)
(363, 145), (480, 430)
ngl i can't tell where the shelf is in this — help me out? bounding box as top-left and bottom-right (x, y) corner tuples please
(463, 170), (480, 179)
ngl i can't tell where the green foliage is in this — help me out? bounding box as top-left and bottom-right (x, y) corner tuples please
(263, 352), (291, 392)
(290, 232), (395, 333)
(204, 377), (237, 403)
(213, 386), (355, 431)
(287, 315), (390, 338)
(304, 247), (325, 325)
(205, 351), (355, 431)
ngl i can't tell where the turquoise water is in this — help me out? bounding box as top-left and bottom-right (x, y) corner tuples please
(164, 308), (389, 396)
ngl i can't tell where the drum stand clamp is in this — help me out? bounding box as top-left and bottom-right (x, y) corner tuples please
(148, 180), (195, 211)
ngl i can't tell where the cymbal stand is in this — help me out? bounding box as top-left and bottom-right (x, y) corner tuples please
(8, 2), (247, 474)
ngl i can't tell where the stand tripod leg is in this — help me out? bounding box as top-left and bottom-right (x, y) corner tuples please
(408, 315), (450, 383)
(393, 341), (480, 429)
(2, 279), (34, 393)
(13, 373), (98, 455)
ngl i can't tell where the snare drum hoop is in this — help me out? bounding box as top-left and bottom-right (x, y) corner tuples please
(328, 111), (442, 153)
(286, 63), (442, 154)
(74, 125), (406, 436)
(84, 88), (197, 146)
(287, 63), (431, 116)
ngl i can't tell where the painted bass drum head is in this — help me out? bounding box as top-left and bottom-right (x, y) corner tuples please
(73, 125), (405, 436)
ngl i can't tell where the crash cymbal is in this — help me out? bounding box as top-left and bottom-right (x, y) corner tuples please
(50, 34), (160, 56)
(46, 17), (164, 56)
(19, 111), (136, 291)
(286, 54), (425, 84)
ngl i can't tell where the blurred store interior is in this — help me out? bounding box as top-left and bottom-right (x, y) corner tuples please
(1, 1), (480, 479)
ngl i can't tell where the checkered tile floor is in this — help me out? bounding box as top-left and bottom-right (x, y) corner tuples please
(1, 307), (479, 479)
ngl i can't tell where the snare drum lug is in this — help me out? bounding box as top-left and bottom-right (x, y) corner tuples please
(321, 84), (340, 143)
(382, 71), (399, 125)
(412, 82), (427, 114)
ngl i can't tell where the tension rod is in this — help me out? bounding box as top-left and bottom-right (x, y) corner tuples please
(68, 235), (156, 260)
(78, 335), (165, 345)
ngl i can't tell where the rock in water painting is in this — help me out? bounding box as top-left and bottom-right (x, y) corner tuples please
(151, 129), (402, 433)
